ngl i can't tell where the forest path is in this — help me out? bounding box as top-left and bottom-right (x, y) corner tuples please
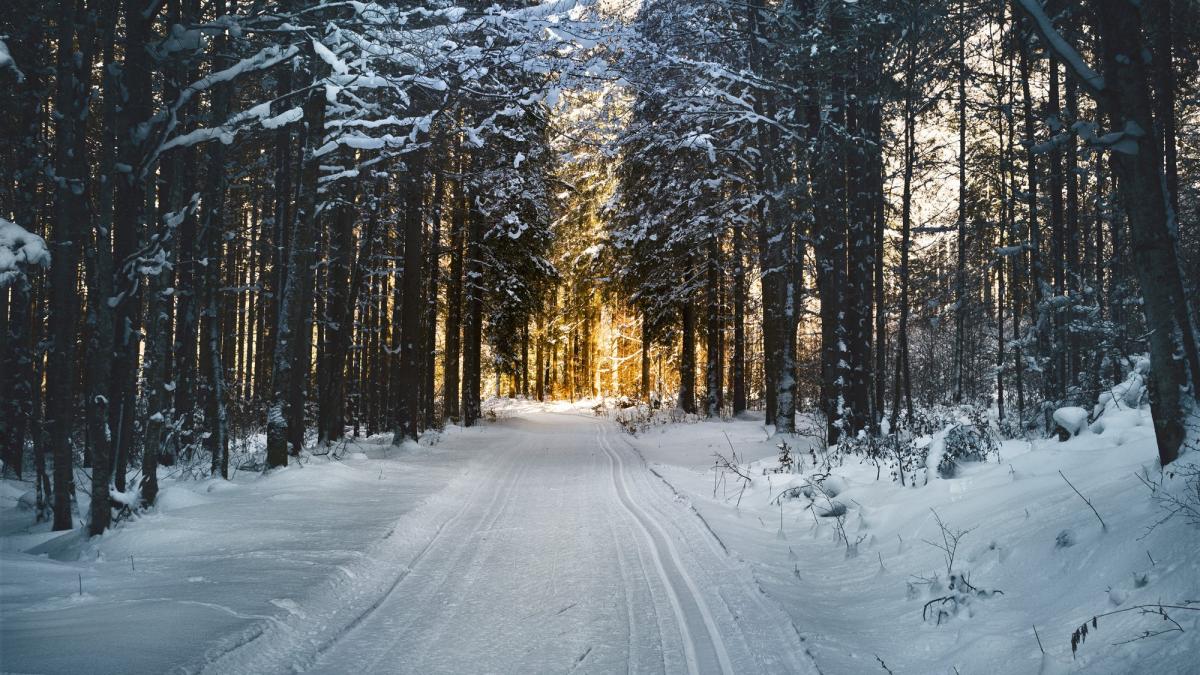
(209, 411), (817, 675)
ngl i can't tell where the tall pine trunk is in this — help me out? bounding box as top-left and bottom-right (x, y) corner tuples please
(704, 235), (721, 417)
(266, 51), (324, 467)
(394, 150), (427, 444)
(461, 182), (483, 426)
(48, 0), (92, 530)
(732, 221), (747, 415)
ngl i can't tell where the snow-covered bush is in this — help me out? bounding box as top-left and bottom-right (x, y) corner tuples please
(1052, 406), (1089, 439)
(934, 407), (1000, 478)
(611, 400), (700, 435)
(833, 405), (999, 484)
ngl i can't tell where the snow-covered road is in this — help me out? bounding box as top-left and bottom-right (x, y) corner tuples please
(206, 412), (817, 674)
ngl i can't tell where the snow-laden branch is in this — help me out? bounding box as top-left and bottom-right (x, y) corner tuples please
(1011, 0), (1105, 97)
(146, 44), (301, 168)
(0, 38), (25, 82)
(0, 218), (50, 287)
(171, 44), (301, 125)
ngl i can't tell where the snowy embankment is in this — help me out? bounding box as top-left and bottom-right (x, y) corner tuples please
(0, 428), (485, 674)
(624, 405), (1200, 674)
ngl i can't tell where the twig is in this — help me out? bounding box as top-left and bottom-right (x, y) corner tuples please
(875, 655), (894, 674)
(1033, 624), (1045, 654)
(923, 509), (974, 577)
(1070, 602), (1200, 656)
(923, 595), (958, 624)
(1059, 470), (1107, 532)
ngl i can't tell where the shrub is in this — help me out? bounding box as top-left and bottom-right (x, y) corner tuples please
(936, 407), (1000, 478)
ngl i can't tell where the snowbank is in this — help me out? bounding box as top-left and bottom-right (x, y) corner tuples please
(1053, 406), (1089, 436)
(626, 404), (1200, 674)
(0, 429), (480, 674)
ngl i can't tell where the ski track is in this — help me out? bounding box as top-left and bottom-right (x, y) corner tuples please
(596, 418), (727, 675)
(202, 412), (819, 675)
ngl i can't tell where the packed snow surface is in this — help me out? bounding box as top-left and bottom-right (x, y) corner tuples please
(2, 400), (1197, 674)
(1, 412), (814, 674)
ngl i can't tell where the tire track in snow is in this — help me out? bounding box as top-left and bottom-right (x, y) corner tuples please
(609, 426), (823, 674)
(371, 453), (536, 671)
(349, 452), (533, 673)
(199, 444), (522, 675)
(322, 458), (515, 663)
(595, 420), (735, 675)
(600, 446), (659, 674)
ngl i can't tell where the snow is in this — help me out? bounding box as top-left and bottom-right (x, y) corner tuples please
(0, 38), (24, 82)
(622, 404), (1199, 674)
(0, 217), (50, 287)
(312, 38), (350, 75)
(1014, 0), (1105, 95)
(678, 132), (717, 163)
(260, 106), (303, 130)
(0, 433), (471, 673)
(3, 399), (1196, 674)
(1053, 406), (1089, 436)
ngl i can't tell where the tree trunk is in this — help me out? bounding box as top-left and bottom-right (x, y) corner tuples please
(704, 234), (721, 417)
(316, 174), (359, 444)
(1048, 57), (1066, 405)
(640, 315), (651, 400)
(266, 52), (325, 467)
(679, 295), (696, 414)
(85, 0), (121, 535)
(200, 7), (231, 477)
(48, 0), (92, 530)
(954, 0), (968, 404)
(891, 45), (917, 429)
(443, 161), (465, 421)
(844, 53), (879, 438)
(423, 164), (443, 426)
(536, 310), (546, 400)
(1018, 35), (1047, 421)
(394, 150), (427, 444)
(461, 183), (484, 426)
(1091, 0), (1194, 464)
(732, 220), (747, 415)
(1014, 0), (1198, 464)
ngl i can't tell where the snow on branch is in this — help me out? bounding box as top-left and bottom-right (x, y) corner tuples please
(312, 38), (350, 75)
(0, 218), (50, 287)
(147, 44), (301, 167)
(171, 44), (300, 120)
(1011, 0), (1104, 97)
(0, 38), (25, 82)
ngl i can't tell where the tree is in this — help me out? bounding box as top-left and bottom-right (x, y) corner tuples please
(1013, 0), (1198, 465)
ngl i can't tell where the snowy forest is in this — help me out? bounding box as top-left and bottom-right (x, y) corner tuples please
(1, 0), (1199, 673)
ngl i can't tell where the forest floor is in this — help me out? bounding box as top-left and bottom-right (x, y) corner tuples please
(1, 400), (1198, 674)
